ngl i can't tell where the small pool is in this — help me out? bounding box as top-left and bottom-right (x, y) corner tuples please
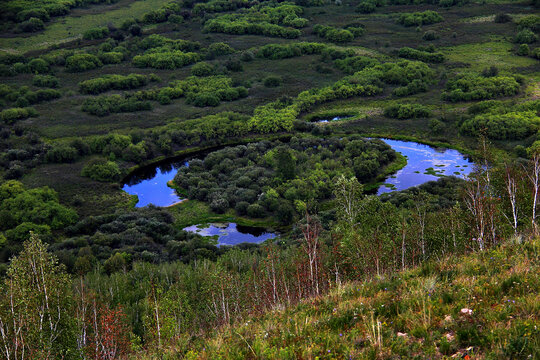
(377, 139), (474, 195)
(183, 223), (278, 246)
(122, 161), (188, 207)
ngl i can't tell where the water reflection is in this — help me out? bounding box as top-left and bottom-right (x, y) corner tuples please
(183, 223), (278, 246)
(377, 139), (474, 195)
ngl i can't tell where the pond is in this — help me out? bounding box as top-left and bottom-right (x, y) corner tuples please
(315, 115), (352, 123)
(377, 139), (474, 195)
(122, 160), (188, 208)
(183, 223), (278, 246)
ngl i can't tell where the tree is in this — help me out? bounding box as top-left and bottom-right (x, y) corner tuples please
(0, 233), (76, 360)
(333, 175), (363, 228)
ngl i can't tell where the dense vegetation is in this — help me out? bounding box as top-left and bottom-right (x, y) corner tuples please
(174, 137), (396, 224)
(0, 0), (538, 357)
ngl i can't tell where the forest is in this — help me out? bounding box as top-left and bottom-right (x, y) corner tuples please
(0, 0), (538, 358)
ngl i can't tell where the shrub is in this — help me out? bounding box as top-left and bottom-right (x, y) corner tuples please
(81, 160), (121, 182)
(264, 76), (282, 87)
(397, 11), (443, 27)
(28, 58), (49, 73)
(247, 203), (265, 218)
(98, 52), (123, 64)
(0, 107), (38, 124)
(65, 54), (103, 72)
(517, 44), (530, 56)
(16, 8), (50, 22)
(515, 29), (537, 44)
(33, 75), (59, 88)
(356, 0), (376, 13)
(313, 24), (356, 43)
(398, 47), (445, 63)
(191, 62), (215, 76)
(45, 144), (79, 163)
(384, 104), (431, 119)
(334, 56), (379, 74)
(461, 110), (540, 140)
(79, 74), (149, 94)
(442, 75), (520, 102)
(82, 95), (152, 116)
(83, 27), (109, 40)
(208, 42), (235, 56)
(132, 51), (200, 69)
(18, 18), (45, 32)
(422, 30), (439, 41)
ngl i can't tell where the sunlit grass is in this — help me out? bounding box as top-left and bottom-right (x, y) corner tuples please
(440, 37), (538, 71)
(0, 0), (171, 54)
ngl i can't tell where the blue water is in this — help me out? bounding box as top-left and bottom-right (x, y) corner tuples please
(183, 223), (278, 246)
(122, 161), (188, 207)
(317, 115), (352, 123)
(377, 139), (473, 195)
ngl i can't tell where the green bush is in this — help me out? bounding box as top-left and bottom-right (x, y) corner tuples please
(132, 51), (200, 69)
(191, 62), (215, 76)
(45, 144), (79, 163)
(398, 47), (445, 63)
(65, 53), (103, 72)
(313, 24), (358, 43)
(98, 52), (123, 64)
(334, 56), (379, 74)
(18, 17), (45, 32)
(82, 95), (152, 116)
(397, 11), (443, 27)
(442, 75), (521, 102)
(517, 44), (530, 56)
(81, 160), (121, 182)
(461, 109), (540, 140)
(28, 58), (49, 73)
(422, 30), (439, 41)
(79, 74), (149, 94)
(0, 107), (38, 124)
(384, 104), (431, 119)
(356, 0), (377, 13)
(256, 42), (327, 60)
(33, 75), (59, 88)
(514, 29), (538, 44)
(494, 13), (512, 23)
(263, 76), (282, 87)
(83, 27), (109, 40)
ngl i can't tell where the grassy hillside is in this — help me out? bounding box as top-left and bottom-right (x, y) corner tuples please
(168, 238), (540, 359)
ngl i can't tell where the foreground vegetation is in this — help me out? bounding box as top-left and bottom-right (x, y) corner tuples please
(0, 0), (538, 357)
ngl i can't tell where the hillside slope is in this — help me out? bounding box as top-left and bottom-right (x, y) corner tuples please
(169, 238), (539, 359)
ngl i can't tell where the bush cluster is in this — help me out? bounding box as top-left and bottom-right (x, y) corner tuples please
(0, 107), (38, 124)
(132, 50), (200, 69)
(174, 137), (395, 223)
(442, 75), (521, 102)
(82, 95), (152, 116)
(397, 11), (443, 27)
(81, 159), (121, 182)
(65, 53), (103, 72)
(78, 74), (150, 94)
(398, 47), (445, 63)
(313, 24), (364, 43)
(384, 104), (431, 119)
(82, 26), (109, 40)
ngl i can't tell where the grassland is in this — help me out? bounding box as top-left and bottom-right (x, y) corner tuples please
(167, 237), (540, 359)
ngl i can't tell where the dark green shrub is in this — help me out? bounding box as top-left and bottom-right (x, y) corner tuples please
(384, 104), (431, 119)
(397, 11), (443, 27)
(191, 62), (215, 76)
(263, 76), (282, 87)
(98, 52), (123, 64)
(356, 0), (376, 13)
(515, 29), (538, 44)
(422, 30), (439, 41)
(398, 47), (445, 63)
(83, 27), (109, 40)
(18, 17), (45, 32)
(28, 58), (50, 73)
(33, 75), (59, 88)
(81, 160), (121, 182)
(82, 95), (152, 116)
(0, 107), (38, 124)
(45, 145), (79, 163)
(65, 54), (103, 72)
(517, 44), (530, 56)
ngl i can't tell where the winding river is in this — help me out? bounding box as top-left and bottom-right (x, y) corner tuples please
(122, 139), (474, 244)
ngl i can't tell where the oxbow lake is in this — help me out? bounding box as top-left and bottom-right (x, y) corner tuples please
(122, 139), (474, 244)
